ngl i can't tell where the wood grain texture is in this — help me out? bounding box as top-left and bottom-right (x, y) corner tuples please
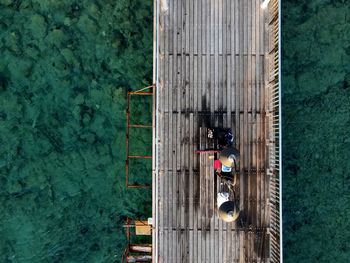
(153, 0), (275, 262)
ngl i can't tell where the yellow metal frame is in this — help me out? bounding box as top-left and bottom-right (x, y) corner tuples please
(125, 85), (154, 188)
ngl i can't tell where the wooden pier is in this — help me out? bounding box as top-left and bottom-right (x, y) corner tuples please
(152, 0), (281, 262)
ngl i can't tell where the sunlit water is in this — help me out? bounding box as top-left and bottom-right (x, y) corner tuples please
(0, 1), (153, 262)
(282, 1), (350, 262)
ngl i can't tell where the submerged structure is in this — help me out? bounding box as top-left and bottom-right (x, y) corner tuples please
(152, 0), (281, 262)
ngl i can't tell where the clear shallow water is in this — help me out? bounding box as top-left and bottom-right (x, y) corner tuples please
(2, 0), (350, 262)
(282, 1), (350, 262)
(0, 0), (153, 262)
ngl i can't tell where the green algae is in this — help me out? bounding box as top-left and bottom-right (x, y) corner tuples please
(0, 0), (153, 262)
(283, 1), (350, 262)
(5, 0), (350, 262)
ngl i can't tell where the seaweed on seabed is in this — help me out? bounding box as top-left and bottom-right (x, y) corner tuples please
(0, 72), (9, 91)
(4, 0), (21, 10)
(67, 3), (82, 19)
(38, 126), (64, 154)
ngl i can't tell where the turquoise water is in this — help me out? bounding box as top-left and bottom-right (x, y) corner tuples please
(282, 1), (350, 262)
(1, 0), (350, 262)
(0, 0), (153, 262)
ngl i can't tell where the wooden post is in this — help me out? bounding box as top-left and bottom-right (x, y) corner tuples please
(129, 244), (152, 253)
(126, 255), (152, 262)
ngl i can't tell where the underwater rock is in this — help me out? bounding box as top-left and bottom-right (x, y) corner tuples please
(63, 16), (72, 26)
(74, 94), (85, 105)
(0, 0), (12, 6)
(61, 48), (79, 67)
(77, 14), (98, 35)
(89, 243), (100, 251)
(0, 72), (9, 91)
(28, 14), (47, 39)
(8, 58), (33, 80)
(82, 112), (91, 126)
(46, 28), (67, 47)
(68, 3), (81, 19)
(5, 31), (21, 54)
(87, 3), (101, 19)
(89, 114), (107, 140)
(79, 131), (96, 144)
(7, 180), (22, 194)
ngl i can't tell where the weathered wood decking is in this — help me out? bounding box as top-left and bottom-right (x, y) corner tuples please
(152, 0), (280, 262)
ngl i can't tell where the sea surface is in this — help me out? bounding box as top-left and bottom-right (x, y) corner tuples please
(282, 1), (350, 262)
(0, 0), (153, 262)
(1, 0), (349, 262)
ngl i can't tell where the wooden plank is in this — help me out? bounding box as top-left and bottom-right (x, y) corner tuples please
(198, 230), (202, 263)
(189, 114), (195, 263)
(252, 10), (260, 252)
(226, 0), (232, 126)
(168, 14), (175, 253)
(154, 1), (274, 262)
(193, 121), (199, 263)
(255, 0), (261, 112)
(199, 127), (204, 222)
(260, 6), (268, 260)
(194, 120), (200, 263)
(181, 0), (186, 112)
(161, 117), (168, 259)
(231, 0), (236, 145)
(158, 2), (166, 256)
(210, 54), (215, 114)
(239, 230), (244, 263)
(206, 0), (211, 113)
(256, 113), (262, 230)
(188, 229), (193, 263)
(193, 0), (197, 55)
(176, 66), (181, 172)
(189, 1), (195, 114)
(210, 0), (214, 56)
(214, 0), (219, 113)
(174, 119), (179, 263)
(215, 8), (223, 262)
(180, 123), (185, 232)
(209, 155), (215, 263)
(184, 115), (190, 235)
(248, 0), (252, 114)
(237, 2), (243, 263)
(235, 0), (239, 55)
(249, 3), (254, 262)
(199, 127), (204, 263)
(204, 133), (209, 263)
(230, 228), (234, 262)
(167, 61), (174, 263)
(176, 0), (181, 55)
(197, 0), (202, 112)
(185, 0), (190, 55)
(159, 171), (164, 260)
(189, 116), (194, 215)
